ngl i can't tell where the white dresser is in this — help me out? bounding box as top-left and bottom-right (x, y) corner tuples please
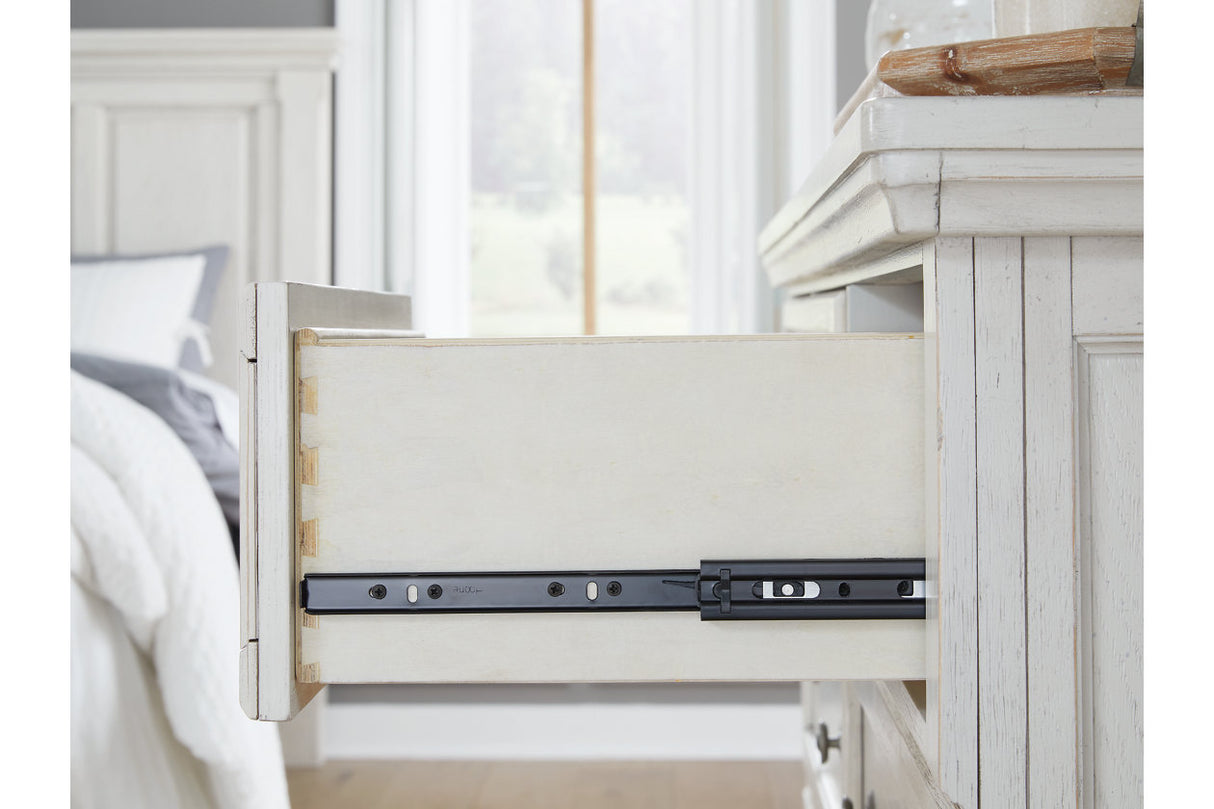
(760, 96), (1143, 809)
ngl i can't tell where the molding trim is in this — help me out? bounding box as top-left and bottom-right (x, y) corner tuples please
(71, 28), (339, 73)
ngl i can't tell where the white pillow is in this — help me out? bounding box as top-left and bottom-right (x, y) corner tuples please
(71, 254), (208, 369)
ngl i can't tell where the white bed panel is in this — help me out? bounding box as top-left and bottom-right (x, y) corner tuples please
(70, 29), (338, 389)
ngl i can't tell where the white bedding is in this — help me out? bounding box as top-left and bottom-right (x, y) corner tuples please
(70, 372), (288, 809)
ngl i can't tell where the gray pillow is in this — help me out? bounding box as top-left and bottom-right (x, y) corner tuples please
(70, 352), (239, 557)
(70, 245), (230, 373)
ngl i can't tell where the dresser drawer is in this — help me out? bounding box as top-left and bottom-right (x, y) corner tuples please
(241, 283), (926, 719)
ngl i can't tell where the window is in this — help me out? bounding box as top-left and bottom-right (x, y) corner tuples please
(335, 0), (836, 339)
(469, 0), (693, 337)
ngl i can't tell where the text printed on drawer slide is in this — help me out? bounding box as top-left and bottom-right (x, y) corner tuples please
(302, 558), (925, 620)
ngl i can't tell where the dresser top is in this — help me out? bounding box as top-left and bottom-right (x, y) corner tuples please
(760, 96), (1143, 293)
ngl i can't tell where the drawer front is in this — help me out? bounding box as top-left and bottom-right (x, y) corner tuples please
(855, 683), (951, 809)
(288, 331), (925, 686)
(801, 682), (862, 809)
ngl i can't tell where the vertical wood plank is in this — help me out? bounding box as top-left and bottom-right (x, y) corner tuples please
(253, 283), (297, 720)
(1023, 237), (1080, 807)
(276, 70), (332, 288)
(581, 0), (596, 334)
(1076, 340), (1144, 809)
(70, 104), (109, 252)
(924, 237), (979, 808)
(254, 99), (279, 285)
(239, 353), (259, 717)
(974, 237), (1028, 809)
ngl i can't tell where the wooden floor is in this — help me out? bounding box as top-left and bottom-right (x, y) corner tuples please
(287, 761), (803, 809)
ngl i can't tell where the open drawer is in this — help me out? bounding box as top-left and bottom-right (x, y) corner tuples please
(241, 283), (926, 720)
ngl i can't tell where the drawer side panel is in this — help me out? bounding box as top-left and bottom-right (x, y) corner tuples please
(297, 334), (925, 683)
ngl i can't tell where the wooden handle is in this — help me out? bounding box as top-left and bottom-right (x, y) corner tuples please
(877, 27), (1138, 96)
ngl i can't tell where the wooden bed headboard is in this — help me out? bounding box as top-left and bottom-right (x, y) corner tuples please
(70, 29), (339, 389)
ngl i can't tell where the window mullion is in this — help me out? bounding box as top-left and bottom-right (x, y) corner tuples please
(582, 0), (596, 335)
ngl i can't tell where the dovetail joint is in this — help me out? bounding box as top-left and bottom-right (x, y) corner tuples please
(301, 611), (320, 629)
(299, 662), (321, 683)
(299, 446), (319, 486)
(300, 518), (319, 557)
(298, 376), (318, 415)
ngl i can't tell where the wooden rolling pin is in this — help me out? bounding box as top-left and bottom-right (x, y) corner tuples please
(877, 27), (1138, 96)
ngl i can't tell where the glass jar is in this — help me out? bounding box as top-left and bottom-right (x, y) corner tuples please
(865, 0), (995, 71)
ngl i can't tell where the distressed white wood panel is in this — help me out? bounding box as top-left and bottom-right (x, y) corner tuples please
(974, 237), (1027, 809)
(297, 333), (926, 684)
(1071, 237), (1144, 337)
(245, 283), (415, 720)
(760, 97), (1141, 293)
(939, 150), (1143, 184)
(923, 237), (979, 807)
(239, 356), (259, 713)
(108, 109), (254, 389)
(760, 97), (1143, 261)
(1076, 339), (1143, 809)
(855, 682), (955, 809)
(938, 179), (1143, 238)
(70, 30), (337, 390)
(70, 104), (108, 248)
(1023, 237), (1080, 808)
(800, 682), (850, 809)
(762, 152), (940, 290)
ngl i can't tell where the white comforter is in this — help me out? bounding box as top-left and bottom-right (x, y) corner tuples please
(70, 372), (289, 809)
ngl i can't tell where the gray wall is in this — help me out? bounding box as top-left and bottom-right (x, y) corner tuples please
(71, 0), (333, 28)
(836, 0), (869, 111)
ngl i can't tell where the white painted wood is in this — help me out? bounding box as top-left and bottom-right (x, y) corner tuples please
(1075, 338), (1143, 809)
(764, 90), (1142, 809)
(1071, 237), (1144, 336)
(70, 29), (338, 390)
(334, 0), (387, 291)
(854, 682), (955, 809)
(973, 237), (1027, 809)
(800, 682), (849, 809)
(278, 689), (328, 767)
(842, 684), (864, 804)
(758, 96), (1143, 292)
(239, 357), (258, 676)
(1023, 237), (1081, 809)
(243, 283), (414, 720)
(923, 237), (979, 808)
(295, 332), (925, 684)
(251, 283), (301, 721)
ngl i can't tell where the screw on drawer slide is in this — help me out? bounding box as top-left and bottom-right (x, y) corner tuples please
(301, 558), (926, 620)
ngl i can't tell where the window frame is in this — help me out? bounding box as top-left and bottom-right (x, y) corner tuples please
(334, 0), (836, 337)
